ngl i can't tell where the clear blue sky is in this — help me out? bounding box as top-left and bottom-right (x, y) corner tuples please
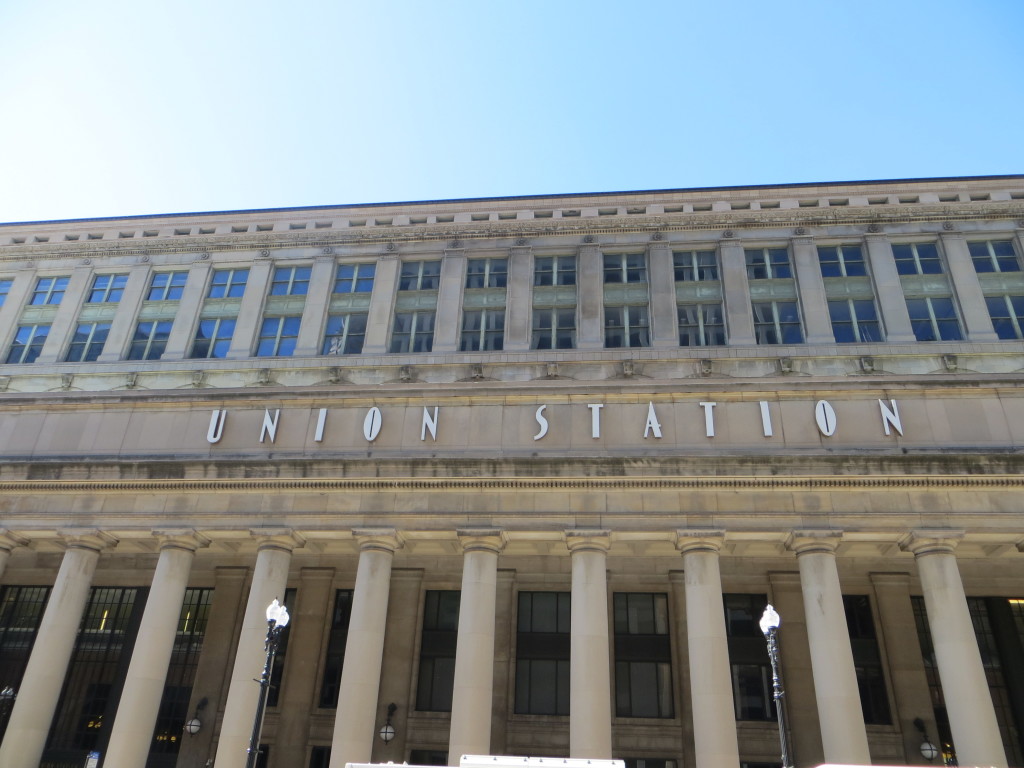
(1, 0), (1021, 223)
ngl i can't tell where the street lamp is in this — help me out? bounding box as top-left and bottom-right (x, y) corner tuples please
(245, 598), (290, 768)
(760, 604), (794, 768)
(914, 717), (940, 762)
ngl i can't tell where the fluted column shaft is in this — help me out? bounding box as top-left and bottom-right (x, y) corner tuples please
(214, 530), (303, 768)
(329, 530), (401, 768)
(0, 530), (116, 768)
(105, 531), (209, 768)
(903, 530), (1007, 768)
(448, 531), (505, 764)
(677, 531), (740, 768)
(567, 530), (612, 758)
(789, 531), (870, 765)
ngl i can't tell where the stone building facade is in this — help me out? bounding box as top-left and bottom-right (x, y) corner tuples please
(0, 176), (1023, 768)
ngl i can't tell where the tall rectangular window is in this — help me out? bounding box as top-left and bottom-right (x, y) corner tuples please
(724, 594), (774, 721)
(0, 278), (13, 306)
(334, 263), (375, 294)
(828, 300), (882, 343)
(605, 305), (649, 348)
(87, 274), (128, 303)
(65, 322), (111, 362)
(256, 316), (301, 356)
(190, 318), (236, 358)
(752, 301), (803, 344)
(906, 297), (963, 341)
(843, 595), (891, 725)
(147, 271), (188, 301)
(604, 254), (647, 283)
(818, 245), (867, 277)
(127, 321), (173, 360)
(30, 276), (69, 305)
(460, 309), (504, 351)
(614, 593), (673, 718)
(532, 308), (576, 350)
(269, 266), (311, 296)
(399, 261), (441, 291)
(466, 258), (507, 289)
(969, 240), (1020, 273)
(534, 256), (576, 286)
(390, 311), (435, 353)
(678, 304), (725, 346)
(745, 248), (791, 279)
(417, 591), (460, 712)
(319, 591), (354, 708)
(323, 313), (368, 355)
(6, 324), (50, 364)
(673, 250), (718, 281)
(986, 296), (1024, 340)
(208, 269), (249, 298)
(893, 243), (943, 275)
(0, 586), (50, 741)
(516, 591), (570, 715)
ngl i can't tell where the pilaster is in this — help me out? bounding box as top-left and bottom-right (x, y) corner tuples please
(791, 237), (833, 343)
(227, 258), (274, 358)
(648, 242), (679, 348)
(719, 240), (755, 344)
(864, 233), (916, 343)
(98, 262), (151, 361)
(161, 261), (211, 359)
(576, 245), (604, 349)
(940, 232), (998, 341)
(504, 245), (533, 351)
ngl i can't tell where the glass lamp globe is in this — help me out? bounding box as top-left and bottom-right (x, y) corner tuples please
(759, 604), (781, 636)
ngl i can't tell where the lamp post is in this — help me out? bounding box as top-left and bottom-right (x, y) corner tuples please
(760, 604), (794, 768)
(245, 598), (290, 768)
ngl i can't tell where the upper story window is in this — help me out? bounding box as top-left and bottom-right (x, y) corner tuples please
(752, 301), (803, 344)
(269, 266), (311, 296)
(87, 274), (128, 303)
(65, 322), (110, 362)
(5, 324), (49, 364)
(818, 245), (867, 277)
(532, 308), (575, 350)
(466, 258), (507, 289)
(0, 279), (12, 306)
(390, 311), (435, 353)
(534, 255), (576, 286)
(334, 263), (375, 293)
(399, 261), (441, 291)
(605, 305), (649, 348)
(969, 240), (1020, 273)
(892, 243), (942, 275)
(986, 295), (1024, 340)
(208, 269), (249, 298)
(604, 254), (647, 283)
(147, 272), (188, 301)
(30, 276), (69, 305)
(673, 250), (718, 281)
(745, 248), (791, 280)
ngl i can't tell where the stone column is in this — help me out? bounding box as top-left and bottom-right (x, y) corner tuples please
(363, 255), (400, 354)
(566, 529), (612, 758)
(329, 529), (402, 768)
(161, 261), (212, 360)
(576, 245), (605, 349)
(105, 530), (210, 768)
(788, 531), (870, 765)
(449, 530), (506, 764)
(901, 530), (1007, 768)
(433, 250), (468, 352)
(274, 567), (336, 758)
(0, 529), (116, 768)
(37, 263), (93, 363)
(676, 530), (740, 768)
(864, 233), (916, 343)
(719, 240), (756, 344)
(870, 572), (938, 764)
(0, 529), (29, 581)
(227, 258), (275, 358)
(648, 242), (679, 348)
(503, 245), (533, 351)
(791, 236), (834, 343)
(940, 232), (999, 341)
(214, 529), (304, 768)
(668, 570), (696, 768)
(98, 262), (151, 361)
(489, 568), (515, 755)
(293, 255), (337, 356)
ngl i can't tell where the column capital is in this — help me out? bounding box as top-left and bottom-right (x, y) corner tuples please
(565, 529), (611, 554)
(787, 529), (843, 555)
(457, 528), (506, 554)
(675, 528), (725, 554)
(154, 529), (211, 552)
(353, 528), (402, 553)
(58, 528), (118, 552)
(900, 528), (964, 557)
(0, 528), (29, 552)
(250, 527), (306, 553)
